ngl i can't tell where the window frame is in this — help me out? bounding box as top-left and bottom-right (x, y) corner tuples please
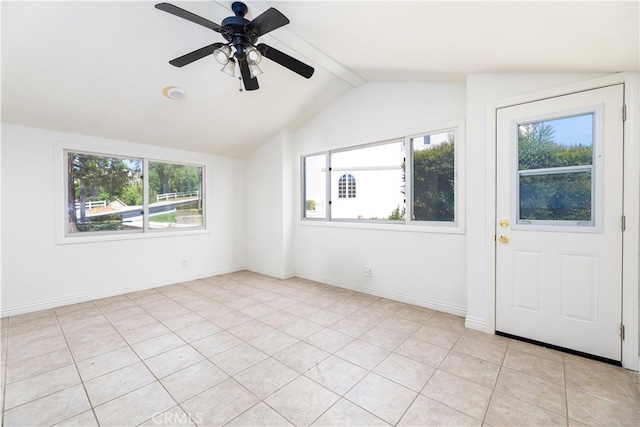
(300, 119), (465, 234)
(56, 142), (209, 244)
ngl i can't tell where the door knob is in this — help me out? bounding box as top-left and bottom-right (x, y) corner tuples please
(499, 235), (510, 244)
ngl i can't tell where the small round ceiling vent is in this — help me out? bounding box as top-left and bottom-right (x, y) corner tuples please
(162, 86), (185, 100)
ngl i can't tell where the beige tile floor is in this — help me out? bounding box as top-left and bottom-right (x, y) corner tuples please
(1, 271), (638, 426)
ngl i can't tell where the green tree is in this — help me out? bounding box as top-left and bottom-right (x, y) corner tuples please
(412, 133), (455, 222)
(517, 122), (592, 221)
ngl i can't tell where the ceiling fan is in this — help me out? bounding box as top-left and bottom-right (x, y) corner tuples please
(155, 1), (315, 91)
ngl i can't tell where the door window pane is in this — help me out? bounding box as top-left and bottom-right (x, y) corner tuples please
(517, 113), (594, 224)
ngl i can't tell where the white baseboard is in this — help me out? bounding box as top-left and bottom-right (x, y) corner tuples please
(295, 272), (467, 318)
(246, 266), (295, 280)
(0, 266), (245, 318)
(464, 316), (489, 333)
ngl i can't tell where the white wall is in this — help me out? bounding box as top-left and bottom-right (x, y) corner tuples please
(1, 124), (246, 316)
(292, 82), (468, 315)
(245, 130), (294, 279)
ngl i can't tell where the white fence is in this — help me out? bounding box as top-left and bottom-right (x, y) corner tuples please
(75, 200), (106, 210)
(156, 191), (200, 202)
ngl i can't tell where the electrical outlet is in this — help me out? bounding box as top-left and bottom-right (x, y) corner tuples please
(182, 260), (188, 268)
(363, 267), (373, 277)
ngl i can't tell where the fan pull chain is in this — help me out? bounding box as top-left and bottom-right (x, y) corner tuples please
(238, 77), (243, 92)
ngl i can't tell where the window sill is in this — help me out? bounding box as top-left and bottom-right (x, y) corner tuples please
(297, 219), (465, 234)
(56, 228), (210, 245)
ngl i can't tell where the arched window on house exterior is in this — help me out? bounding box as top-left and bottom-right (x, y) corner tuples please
(338, 174), (356, 198)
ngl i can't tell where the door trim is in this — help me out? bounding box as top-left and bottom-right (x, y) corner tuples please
(483, 72), (639, 370)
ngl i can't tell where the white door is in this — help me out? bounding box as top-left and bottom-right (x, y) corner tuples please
(496, 85), (625, 362)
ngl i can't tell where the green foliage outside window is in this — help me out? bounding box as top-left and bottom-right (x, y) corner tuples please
(518, 122), (593, 221)
(412, 134), (455, 222)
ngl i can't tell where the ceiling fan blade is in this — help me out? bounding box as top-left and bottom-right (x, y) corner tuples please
(246, 8), (289, 37)
(169, 43), (224, 67)
(238, 58), (259, 91)
(155, 3), (223, 33)
(257, 44), (314, 79)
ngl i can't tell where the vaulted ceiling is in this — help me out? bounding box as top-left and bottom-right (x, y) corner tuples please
(2, 1), (638, 158)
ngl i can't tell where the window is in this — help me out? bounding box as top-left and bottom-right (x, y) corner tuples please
(516, 114), (594, 225)
(338, 174), (356, 198)
(410, 130), (456, 222)
(66, 150), (204, 236)
(302, 121), (463, 228)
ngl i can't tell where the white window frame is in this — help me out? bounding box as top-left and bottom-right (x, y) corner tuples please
(300, 119), (465, 234)
(55, 141), (209, 244)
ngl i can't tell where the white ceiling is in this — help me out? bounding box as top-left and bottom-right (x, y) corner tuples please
(2, 1), (638, 158)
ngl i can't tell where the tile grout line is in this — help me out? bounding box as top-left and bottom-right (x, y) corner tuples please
(53, 305), (100, 426)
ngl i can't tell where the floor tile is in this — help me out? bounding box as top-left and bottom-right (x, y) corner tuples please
(565, 361), (639, 407)
(161, 312), (206, 331)
(227, 402), (293, 426)
(249, 330), (299, 355)
(508, 339), (564, 362)
(395, 336), (449, 367)
(359, 325), (409, 351)
(377, 316), (421, 335)
(344, 372), (417, 425)
(144, 345), (204, 378)
(495, 367), (566, 416)
(452, 335), (507, 365)
(425, 312), (466, 333)
(55, 409), (99, 426)
(3, 384), (91, 427)
(173, 320), (222, 342)
(304, 355), (369, 395)
(566, 387), (639, 426)
(328, 317), (372, 338)
(398, 394), (481, 426)
(373, 352), (435, 391)
(210, 342), (269, 376)
(305, 328), (354, 353)
(503, 348), (565, 385)
(5, 347), (74, 384)
(160, 359), (228, 403)
(485, 391), (567, 426)
(138, 405), (198, 426)
(84, 362), (155, 406)
(274, 340), (331, 373)
(311, 398), (390, 426)
(93, 381), (176, 427)
(190, 330), (243, 358)
(4, 364), (80, 410)
(132, 332), (186, 360)
(265, 375), (340, 426)
(412, 324), (463, 349)
(119, 322), (171, 345)
(234, 357), (298, 399)
(181, 378), (259, 426)
(439, 351), (501, 388)
(3, 271), (637, 427)
(421, 370), (492, 420)
(280, 318), (325, 339)
(76, 346), (140, 381)
(336, 339), (390, 370)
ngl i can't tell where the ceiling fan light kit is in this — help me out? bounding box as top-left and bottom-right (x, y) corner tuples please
(155, 1), (314, 91)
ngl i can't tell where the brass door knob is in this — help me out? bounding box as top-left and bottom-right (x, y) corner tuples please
(499, 235), (510, 244)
